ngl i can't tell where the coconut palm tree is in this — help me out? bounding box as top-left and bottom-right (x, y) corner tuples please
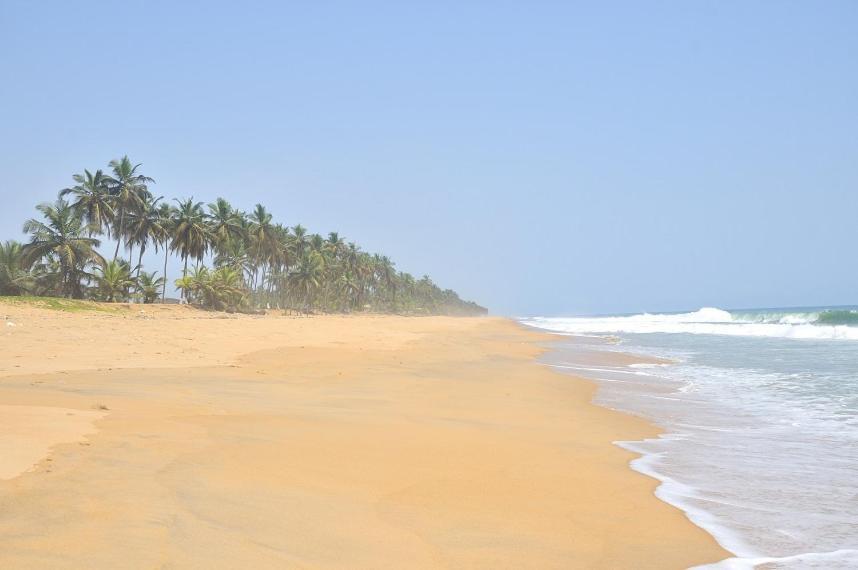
(153, 202), (174, 301)
(0, 240), (35, 295)
(210, 266), (247, 311)
(105, 156), (154, 261)
(337, 272), (360, 311)
(28, 258), (64, 297)
(291, 224), (309, 260)
(11, 158), (488, 315)
(190, 266), (246, 311)
(174, 273), (195, 304)
(94, 259), (134, 302)
(170, 198), (210, 298)
(135, 271), (165, 304)
(206, 198), (245, 252)
(416, 275), (438, 312)
(375, 255), (397, 309)
(400, 272), (416, 310)
(248, 204), (278, 294)
(60, 169), (114, 236)
(21, 199), (104, 298)
(125, 195), (164, 279)
(290, 250), (325, 311)
(308, 233), (324, 254)
(269, 224), (294, 269)
(214, 238), (253, 282)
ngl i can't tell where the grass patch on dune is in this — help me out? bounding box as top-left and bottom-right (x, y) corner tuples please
(0, 296), (122, 313)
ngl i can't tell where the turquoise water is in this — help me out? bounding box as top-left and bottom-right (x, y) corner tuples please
(523, 307), (858, 569)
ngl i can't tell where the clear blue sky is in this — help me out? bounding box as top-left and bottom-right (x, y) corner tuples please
(1, 1), (856, 316)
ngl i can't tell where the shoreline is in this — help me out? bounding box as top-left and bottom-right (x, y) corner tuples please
(0, 300), (729, 568)
(526, 319), (858, 569)
(524, 326), (744, 567)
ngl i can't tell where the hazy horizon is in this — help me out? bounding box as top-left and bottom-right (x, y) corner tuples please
(2, 1), (856, 316)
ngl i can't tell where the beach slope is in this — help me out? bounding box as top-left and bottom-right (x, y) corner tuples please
(0, 300), (728, 568)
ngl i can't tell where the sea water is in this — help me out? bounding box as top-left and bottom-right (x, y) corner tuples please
(522, 307), (858, 569)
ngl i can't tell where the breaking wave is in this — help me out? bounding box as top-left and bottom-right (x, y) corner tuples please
(523, 307), (858, 340)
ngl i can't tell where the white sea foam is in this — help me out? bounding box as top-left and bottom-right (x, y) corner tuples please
(524, 307), (858, 340)
(532, 321), (858, 569)
(695, 549), (858, 570)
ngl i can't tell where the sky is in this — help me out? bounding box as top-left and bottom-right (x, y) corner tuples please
(1, 1), (856, 316)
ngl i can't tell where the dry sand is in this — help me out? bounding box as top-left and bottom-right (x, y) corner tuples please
(0, 300), (729, 568)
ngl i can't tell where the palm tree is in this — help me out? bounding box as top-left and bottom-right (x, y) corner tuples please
(271, 224), (294, 266)
(125, 195), (163, 279)
(60, 169), (114, 236)
(21, 199), (104, 298)
(94, 260), (134, 302)
(209, 266), (247, 311)
(416, 275), (438, 312)
(248, 204), (278, 294)
(292, 224), (309, 259)
(188, 266), (247, 311)
(206, 198), (245, 252)
(376, 255), (397, 309)
(136, 271), (165, 304)
(28, 258), (64, 297)
(290, 251), (324, 311)
(214, 238), (253, 281)
(170, 198), (210, 298)
(12, 158), (489, 315)
(0, 240), (35, 295)
(153, 202), (174, 301)
(324, 232), (345, 258)
(174, 273), (195, 304)
(400, 272), (416, 310)
(337, 272), (360, 311)
(105, 156), (154, 261)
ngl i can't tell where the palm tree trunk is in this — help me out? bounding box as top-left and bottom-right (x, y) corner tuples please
(266, 269), (275, 308)
(62, 264), (70, 298)
(136, 246), (145, 280)
(162, 244), (169, 302)
(113, 210), (124, 261)
(182, 256), (188, 300)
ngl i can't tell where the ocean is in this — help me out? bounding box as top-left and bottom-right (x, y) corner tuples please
(521, 307), (858, 569)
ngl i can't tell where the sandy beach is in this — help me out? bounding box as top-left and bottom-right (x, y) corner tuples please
(0, 300), (728, 568)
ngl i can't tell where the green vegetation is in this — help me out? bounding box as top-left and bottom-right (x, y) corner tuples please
(0, 295), (119, 313)
(4, 156), (486, 315)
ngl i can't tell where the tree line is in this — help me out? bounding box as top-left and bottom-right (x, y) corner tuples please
(0, 156), (487, 316)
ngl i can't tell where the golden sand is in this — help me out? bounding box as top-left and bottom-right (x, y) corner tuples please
(0, 301), (729, 568)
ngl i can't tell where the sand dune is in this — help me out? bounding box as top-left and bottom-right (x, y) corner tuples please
(0, 301), (728, 568)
